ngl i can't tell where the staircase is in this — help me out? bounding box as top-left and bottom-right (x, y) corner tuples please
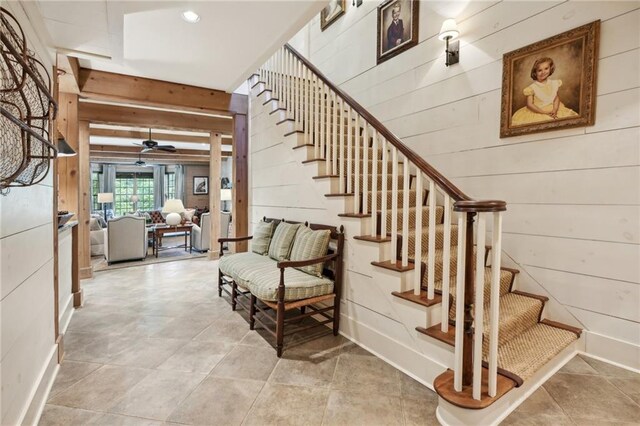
(249, 45), (583, 424)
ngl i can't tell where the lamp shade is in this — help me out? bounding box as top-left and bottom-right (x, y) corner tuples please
(162, 199), (186, 214)
(438, 19), (459, 41)
(97, 192), (114, 203)
(130, 194), (140, 203)
(220, 188), (232, 201)
(57, 138), (77, 157)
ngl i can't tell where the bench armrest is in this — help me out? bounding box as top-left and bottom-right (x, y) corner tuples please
(218, 235), (253, 243)
(277, 253), (338, 269)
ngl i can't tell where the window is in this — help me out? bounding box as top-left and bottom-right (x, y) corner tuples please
(114, 172), (154, 216)
(165, 172), (176, 201)
(91, 171), (101, 212)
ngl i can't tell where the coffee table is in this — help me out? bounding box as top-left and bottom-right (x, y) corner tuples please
(151, 224), (193, 258)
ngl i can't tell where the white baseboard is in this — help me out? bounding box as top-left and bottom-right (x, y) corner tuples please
(582, 331), (640, 372)
(59, 295), (75, 335)
(21, 346), (59, 426)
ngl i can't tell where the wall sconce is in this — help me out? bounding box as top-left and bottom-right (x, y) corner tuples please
(57, 138), (77, 157)
(438, 19), (460, 67)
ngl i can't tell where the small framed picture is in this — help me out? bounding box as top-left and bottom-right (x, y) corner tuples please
(377, 0), (419, 65)
(193, 176), (209, 195)
(320, 0), (345, 32)
(500, 20), (600, 138)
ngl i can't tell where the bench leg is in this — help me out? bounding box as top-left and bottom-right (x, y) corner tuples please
(231, 281), (238, 311)
(300, 306), (306, 315)
(217, 269), (223, 297)
(249, 294), (256, 330)
(332, 297), (340, 336)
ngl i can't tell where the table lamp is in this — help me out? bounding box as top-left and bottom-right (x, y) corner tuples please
(162, 199), (185, 226)
(220, 188), (232, 212)
(130, 194), (139, 212)
(97, 192), (114, 219)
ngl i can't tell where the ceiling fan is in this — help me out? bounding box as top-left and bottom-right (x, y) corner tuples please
(133, 153), (149, 167)
(134, 128), (177, 153)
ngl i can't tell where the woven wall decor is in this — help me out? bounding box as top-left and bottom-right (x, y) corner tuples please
(1, 7), (57, 194)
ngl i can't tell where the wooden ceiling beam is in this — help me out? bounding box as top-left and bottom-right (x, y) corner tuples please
(78, 68), (247, 115)
(57, 54), (80, 94)
(89, 144), (231, 164)
(89, 128), (232, 145)
(79, 102), (234, 134)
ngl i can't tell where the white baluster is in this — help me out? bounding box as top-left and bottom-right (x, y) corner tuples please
(401, 160), (409, 267)
(473, 214), (486, 401)
(488, 212), (502, 397)
(390, 147), (399, 261)
(441, 194), (452, 332)
(362, 123), (369, 214)
(414, 173), (423, 295)
(380, 138), (388, 238)
(427, 180), (436, 299)
(325, 89), (332, 175)
(352, 114), (360, 213)
(332, 91), (338, 176)
(314, 77), (319, 158)
(370, 129), (378, 236)
(339, 98), (345, 192)
(283, 49), (288, 111)
(320, 81), (326, 162)
(454, 212), (467, 392)
(347, 108), (353, 196)
(306, 67), (311, 145)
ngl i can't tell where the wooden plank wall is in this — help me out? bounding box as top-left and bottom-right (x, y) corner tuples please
(282, 1), (639, 366)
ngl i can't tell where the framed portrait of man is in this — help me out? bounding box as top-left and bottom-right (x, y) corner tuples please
(500, 20), (600, 138)
(377, 0), (419, 65)
(193, 176), (209, 195)
(320, 0), (345, 31)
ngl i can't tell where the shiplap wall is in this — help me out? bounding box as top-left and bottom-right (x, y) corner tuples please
(0, 2), (57, 424)
(280, 1), (639, 367)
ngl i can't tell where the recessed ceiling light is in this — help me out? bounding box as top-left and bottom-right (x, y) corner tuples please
(182, 10), (200, 23)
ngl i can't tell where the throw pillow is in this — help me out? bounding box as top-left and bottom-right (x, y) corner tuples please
(89, 217), (102, 232)
(252, 221), (275, 255)
(289, 226), (331, 277)
(268, 222), (301, 261)
(149, 210), (165, 224)
(184, 209), (195, 222)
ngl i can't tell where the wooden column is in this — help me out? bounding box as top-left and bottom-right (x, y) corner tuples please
(78, 121), (92, 282)
(233, 113), (249, 253)
(208, 133), (222, 259)
(56, 92), (79, 217)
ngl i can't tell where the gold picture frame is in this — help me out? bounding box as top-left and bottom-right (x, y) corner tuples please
(500, 20), (600, 138)
(377, 0), (419, 65)
(320, 0), (345, 32)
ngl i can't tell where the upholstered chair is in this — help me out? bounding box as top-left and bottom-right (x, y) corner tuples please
(191, 212), (211, 252)
(103, 216), (148, 264)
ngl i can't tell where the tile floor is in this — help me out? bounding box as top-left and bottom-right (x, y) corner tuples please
(40, 258), (640, 425)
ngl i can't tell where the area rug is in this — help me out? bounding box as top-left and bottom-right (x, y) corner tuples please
(92, 236), (208, 272)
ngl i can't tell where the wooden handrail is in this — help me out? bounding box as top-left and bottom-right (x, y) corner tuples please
(283, 44), (506, 213)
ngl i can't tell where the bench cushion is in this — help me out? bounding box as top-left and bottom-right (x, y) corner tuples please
(247, 267), (334, 302)
(219, 252), (275, 288)
(268, 222), (300, 261)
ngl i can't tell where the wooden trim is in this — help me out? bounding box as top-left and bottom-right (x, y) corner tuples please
(284, 130), (304, 137)
(371, 260), (415, 272)
(78, 121), (92, 283)
(512, 290), (549, 303)
(338, 213), (371, 218)
(79, 102), (233, 134)
(262, 294), (335, 311)
(89, 128), (232, 145)
(71, 224), (80, 306)
(277, 253), (338, 269)
(302, 158), (325, 164)
(434, 369), (516, 410)
(416, 324), (455, 345)
(208, 133), (221, 260)
(325, 193), (353, 197)
(233, 114), (249, 253)
(262, 98), (278, 106)
(270, 107), (287, 115)
(454, 200), (507, 213)
(78, 68), (247, 115)
(392, 290), (441, 307)
(353, 235), (391, 243)
(276, 118), (294, 125)
(293, 144), (314, 150)
(540, 319), (582, 337)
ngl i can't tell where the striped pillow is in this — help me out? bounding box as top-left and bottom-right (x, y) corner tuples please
(268, 222), (301, 261)
(289, 226), (331, 277)
(251, 221), (275, 255)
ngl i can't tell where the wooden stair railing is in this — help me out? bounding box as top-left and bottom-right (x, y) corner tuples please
(256, 44), (508, 402)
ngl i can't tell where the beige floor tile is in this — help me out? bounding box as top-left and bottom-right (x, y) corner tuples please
(402, 395), (439, 426)
(121, 315), (177, 338)
(339, 340), (374, 357)
(269, 349), (338, 388)
(38, 404), (102, 425)
(510, 387), (564, 415)
(93, 413), (164, 425)
(149, 316), (214, 340)
(399, 373), (434, 400)
(322, 390), (403, 426)
(108, 370), (206, 421)
(331, 354), (401, 396)
(210, 345), (279, 382)
(501, 411), (574, 426)
(108, 338), (186, 368)
(64, 332), (138, 364)
(239, 330), (274, 349)
(48, 365), (151, 411)
(244, 383), (329, 426)
(167, 377), (264, 425)
(544, 373), (640, 423)
(579, 355), (640, 379)
(157, 340), (233, 373)
(194, 319), (250, 344)
(286, 331), (346, 356)
(559, 355), (599, 375)
(48, 361), (103, 398)
(608, 375), (640, 405)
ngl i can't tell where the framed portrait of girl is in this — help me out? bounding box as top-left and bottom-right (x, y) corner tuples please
(500, 21), (600, 138)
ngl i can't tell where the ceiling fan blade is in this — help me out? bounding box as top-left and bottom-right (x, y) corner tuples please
(133, 142), (144, 146)
(157, 145), (176, 152)
(141, 148), (153, 153)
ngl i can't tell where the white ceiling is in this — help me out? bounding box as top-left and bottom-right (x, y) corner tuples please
(34, 0), (326, 92)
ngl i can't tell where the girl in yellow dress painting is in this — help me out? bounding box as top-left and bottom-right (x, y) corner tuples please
(511, 57), (579, 126)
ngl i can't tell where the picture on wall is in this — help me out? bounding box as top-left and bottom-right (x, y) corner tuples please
(377, 0), (419, 65)
(320, 0), (345, 31)
(500, 20), (600, 138)
(193, 176), (209, 195)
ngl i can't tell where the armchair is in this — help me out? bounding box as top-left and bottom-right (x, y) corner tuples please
(191, 212), (210, 252)
(103, 216), (148, 264)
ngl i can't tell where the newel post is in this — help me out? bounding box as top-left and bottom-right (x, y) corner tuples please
(463, 212), (476, 386)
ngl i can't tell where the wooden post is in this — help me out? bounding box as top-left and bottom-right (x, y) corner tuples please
(233, 113), (249, 253)
(56, 92), (79, 218)
(463, 212), (476, 386)
(208, 132), (222, 259)
(78, 121), (92, 281)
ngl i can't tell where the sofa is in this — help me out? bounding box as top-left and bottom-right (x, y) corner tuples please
(103, 216), (148, 264)
(89, 215), (107, 256)
(218, 217), (344, 357)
